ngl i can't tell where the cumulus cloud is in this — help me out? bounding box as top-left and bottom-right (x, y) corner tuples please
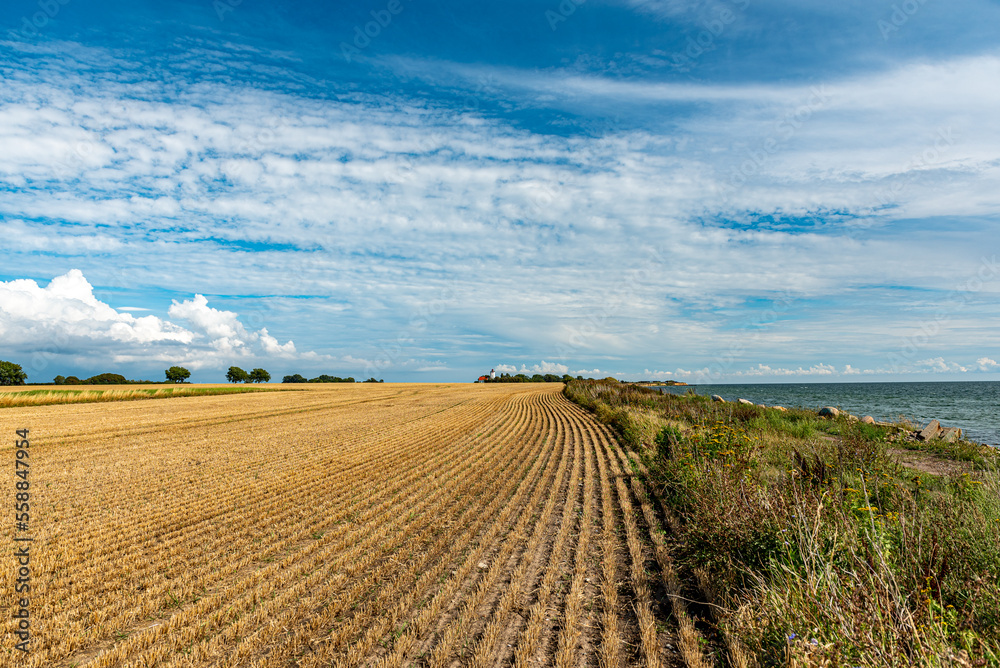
(168, 295), (297, 358)
(738, 363), (837, 377)
(976, 357), (999, 371)
(0, 269), (193, 347)
(914, 357), (968, 373)
(495, 361), (570, 375)
(0, 271), (305, 373)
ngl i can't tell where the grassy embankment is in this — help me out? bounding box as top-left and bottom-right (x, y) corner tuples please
(565, 379), (1000, 666)
(0, 385), (283, 408)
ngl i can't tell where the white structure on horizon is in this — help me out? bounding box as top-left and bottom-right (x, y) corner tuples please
(490, 368), (495, 380)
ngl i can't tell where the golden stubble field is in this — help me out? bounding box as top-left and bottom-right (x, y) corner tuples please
(0, 383), (678, 668)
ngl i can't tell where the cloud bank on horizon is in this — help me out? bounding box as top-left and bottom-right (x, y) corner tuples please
(0, 0), (998, 382)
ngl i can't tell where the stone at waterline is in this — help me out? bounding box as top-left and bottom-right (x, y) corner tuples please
(818, 406), (839, 418)
(711, 394), (725, 403)
(918, 420), (942, 442)
(737, 398), (754, 406)
(862, 415), (875, 424)
(773, 406), (787, 412)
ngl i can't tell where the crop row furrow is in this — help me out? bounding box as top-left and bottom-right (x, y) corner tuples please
(465, 399), (578, 668)
(38, 394), (499, 548)
(49, 395), (523, 666)
(554, 402), (599, 668)
(367, 393), (567, 668)
(424, 394), (574, 668)
(592, 412), (663, 668)
(207, 392), (546, 667)
(502, 400), (584, 668)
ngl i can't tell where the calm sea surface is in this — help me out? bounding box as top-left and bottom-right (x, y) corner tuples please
(653, 381), (1000, 447)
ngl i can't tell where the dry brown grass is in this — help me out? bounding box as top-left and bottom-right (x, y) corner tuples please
(0, 383), (677, 668)
(566, 379), (1000, 666)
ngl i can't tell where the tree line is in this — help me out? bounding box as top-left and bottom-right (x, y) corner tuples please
(0, 359), (386, 386)
(280, 374), (383, 383)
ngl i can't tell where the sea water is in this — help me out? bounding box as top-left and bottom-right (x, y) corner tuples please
(654, 381), (1000, 447)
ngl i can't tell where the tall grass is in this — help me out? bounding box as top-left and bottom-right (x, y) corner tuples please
(566, 380), (1000, 666)
(0, 386), (282, 408)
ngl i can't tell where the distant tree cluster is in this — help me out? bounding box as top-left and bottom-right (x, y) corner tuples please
(227, 366), (270, 383)
(52, 372), (129, 385)
(280, 374), (382, 383)
(85, 373), (129, 385)
(306, 375), (355, 383)
(481, 373), (584, 384)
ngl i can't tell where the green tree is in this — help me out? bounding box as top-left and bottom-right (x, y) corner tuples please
(249, 368), (270, 383)
(0, 361), (27, 386)
(226, 366), (249, 383)
(282, 374), (308, 383)
(165, 366), (191, 383)
(53, 375), (66, 385)
(65, 376), (81, 385)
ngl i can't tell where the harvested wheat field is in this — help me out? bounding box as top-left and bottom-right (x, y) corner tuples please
(1, 383), (685, 668)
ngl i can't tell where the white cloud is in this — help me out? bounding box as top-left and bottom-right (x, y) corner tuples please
(0, 269), (192, 347)
(976, 357), (999, 371)
(740, 363), (837, 377)
(0, 270), (306, 373)
(914, 357), (968, 373)
(1, 43), (998, 380)
(495, 361), (570, 375)
(641, 368), (690, 380)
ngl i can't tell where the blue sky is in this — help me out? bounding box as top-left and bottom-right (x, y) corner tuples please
(1, 0), (998, 383)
